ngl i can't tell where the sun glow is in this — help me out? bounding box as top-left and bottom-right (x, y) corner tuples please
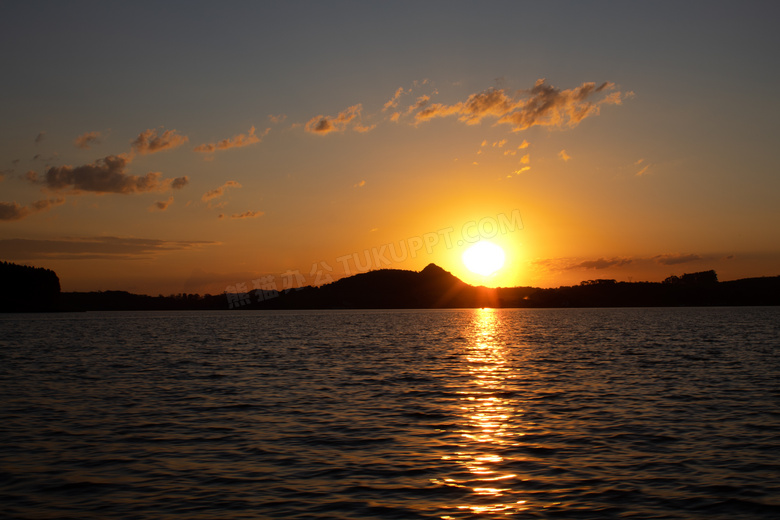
(462, 241), (506, 276)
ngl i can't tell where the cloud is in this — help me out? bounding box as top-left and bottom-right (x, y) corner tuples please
(34, 132), (45, 144)
(0, 236), (215, 260)
(518, 140), (530, 149)
(131, 128), (189, 154)
(389, 112), (400, 122)
(492, 139), (507, 148)
(571, 257), (633, 270)
(202, 180), (242, 202)
(636, 164), (651, 176)
(268, 114), (287, 124)
(32, 154), (188, 194)
(519, 154), (530, 164)
(514, 166), (530, 174)
(655, 253), (702, 265)
(559, 149), (571, 162)
(383, 87), (406, 111)
(194, 126), (267, 153)
(354, 180), (365, 188)
(230, 210), (264, 219)
(407, 95), (431, 113)
(305, 104), (370, 135)
(74, 131), (102, 150)
(150, 196), (174, 212)
(413, 80), (626, 131)
(0, 198), (65, 221)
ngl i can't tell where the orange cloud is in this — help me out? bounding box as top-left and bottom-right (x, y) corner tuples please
(194, 126), (267, 153)
(383, 87), (406, 111)
(305, 104), (369, 135)
(74, 131), (102, 150)
(32, 154), (188, 194)
(559, 150), (571, 162)
(413, 80), (626, 131)
(131, 128), (189, 154)
(268, 114), (287, 124)
(0, 198), (65, 221)
(202, 180), (242, 202)
(636, 164), (651, 176)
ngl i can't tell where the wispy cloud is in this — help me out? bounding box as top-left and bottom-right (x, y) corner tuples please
(636, 164), (651, 176)
(0, 236), (215, 260)
(383, 87), (406, 111)
(537, 257), (633, 271)
(202, 180), (242, 202)
(559, 149), (571, 162)
(34, 132), (45, 144)
(131, 128), (189, 154)
(655, 253), (702, 265)
(571, 257), (633, 270)
(74, 131), (102, 150)
(194, 126), (267, 153)
(0, 198), (65, 221)
(29, 154), (188, 194)
(354, 180), (366, 188)
(268, 114), (287, 124)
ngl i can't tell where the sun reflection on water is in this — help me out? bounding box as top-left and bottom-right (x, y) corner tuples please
(433, 308), (529, 517)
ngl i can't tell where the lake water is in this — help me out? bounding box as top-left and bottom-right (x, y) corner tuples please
(1, 307), (778, 519)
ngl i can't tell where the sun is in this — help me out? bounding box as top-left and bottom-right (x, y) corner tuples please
(462, 241), (506, 276)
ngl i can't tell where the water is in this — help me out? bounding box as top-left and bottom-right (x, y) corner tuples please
(1, 307), (778, 519)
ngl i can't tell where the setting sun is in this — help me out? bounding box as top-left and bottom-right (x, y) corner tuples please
(462, 241), (506, 277)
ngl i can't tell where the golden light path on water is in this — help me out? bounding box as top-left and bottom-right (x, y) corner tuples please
(436, 308), (529, 517)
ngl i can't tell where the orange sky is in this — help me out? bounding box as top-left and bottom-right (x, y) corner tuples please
(1, 2), (779, 295)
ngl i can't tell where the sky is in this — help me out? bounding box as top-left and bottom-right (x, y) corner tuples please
(1, 1), (779, 295)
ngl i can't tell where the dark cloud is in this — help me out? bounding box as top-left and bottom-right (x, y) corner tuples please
(32, 154), (188, 194)
(0, 236), (216, 260)
(150, 196), (174, 212)
(74, 131), (102, 150)
(571, 257), (633, 270)
(230, 210), (264, 219)
(655, 253), (702, 265)
(193, 126), (267, 153)
(0, 198), (65, 221)
(34, 132), (45, 144)
(131, 128), (189, 154)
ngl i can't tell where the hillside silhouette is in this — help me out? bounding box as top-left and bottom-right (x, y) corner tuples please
(0, 261), (61, 312)
(1, 261), (779, 311)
